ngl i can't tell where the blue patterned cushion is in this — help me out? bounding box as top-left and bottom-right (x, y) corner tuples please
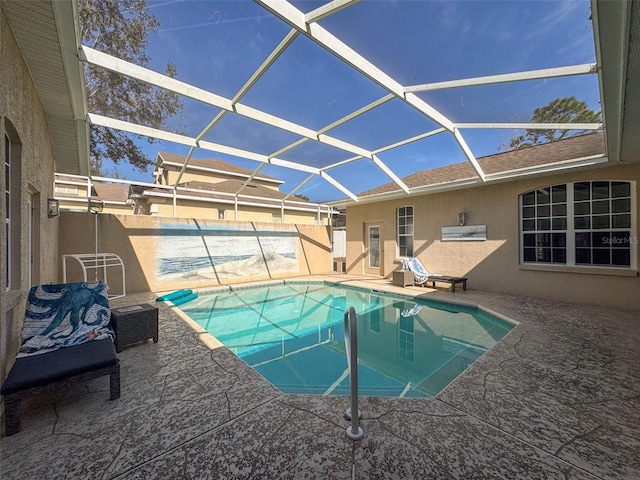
(19, 282), (114, 356)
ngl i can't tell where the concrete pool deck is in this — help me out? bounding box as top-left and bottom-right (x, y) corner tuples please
(1, 275), (639, 479)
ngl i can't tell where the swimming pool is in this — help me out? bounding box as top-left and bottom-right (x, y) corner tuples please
(180, 282), (514, 398)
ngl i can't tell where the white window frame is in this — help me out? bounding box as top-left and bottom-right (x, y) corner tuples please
(397, 205), (414, 258)
(5, 134), (11, 292)
(55, 185), (79, 195)
(520, 181), (636, 269)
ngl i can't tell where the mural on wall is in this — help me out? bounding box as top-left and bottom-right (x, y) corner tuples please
(157, 220), (299, 283)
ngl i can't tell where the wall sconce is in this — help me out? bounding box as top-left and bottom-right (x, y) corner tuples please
(47, 198), (59, 218)
(457, 212), (466, 226)
(89, 199), (104, 214)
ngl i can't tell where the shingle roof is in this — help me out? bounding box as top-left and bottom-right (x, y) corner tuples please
(359, 133), (605, 197)
(157, 152), (283, 184)
(179, 179), (290, 201)
(92, 182), (130, 203)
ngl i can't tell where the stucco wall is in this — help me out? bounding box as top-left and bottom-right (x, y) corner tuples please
(1, 9), (59, 378)
(346, 163), (640, 309)
(59, 213), (332, 294)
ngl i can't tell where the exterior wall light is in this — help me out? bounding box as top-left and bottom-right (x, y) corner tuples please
(457, 212), (466, 226)
(47, 198), (60, 218)
(89, 199), (104, 214)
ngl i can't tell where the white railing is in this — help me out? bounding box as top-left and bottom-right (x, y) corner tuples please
(343, 306), (363, 440)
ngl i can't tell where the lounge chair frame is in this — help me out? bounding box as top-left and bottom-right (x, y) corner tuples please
(2, 358), (120, 436)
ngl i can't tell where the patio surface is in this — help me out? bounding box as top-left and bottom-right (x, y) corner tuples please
(1, 275), (639, 479)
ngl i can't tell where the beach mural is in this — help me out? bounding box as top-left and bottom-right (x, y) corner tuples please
(157, 220), (299, 283)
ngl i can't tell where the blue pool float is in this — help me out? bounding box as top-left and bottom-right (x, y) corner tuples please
(156, 289), (193, 302)
(171, 293), (198, 306)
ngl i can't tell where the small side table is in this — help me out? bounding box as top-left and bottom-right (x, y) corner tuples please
(111, 304), (159, 353)
(393, 270), (414, 287)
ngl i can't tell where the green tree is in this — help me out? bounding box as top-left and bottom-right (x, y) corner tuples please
(80, 0), (184, 175)
(294, 194), (309, 202)
(507, 96), (600, 150)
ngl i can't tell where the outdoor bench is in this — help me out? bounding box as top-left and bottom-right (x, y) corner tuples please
(1, 338), (120, 436)
(429, 275), (468, 292)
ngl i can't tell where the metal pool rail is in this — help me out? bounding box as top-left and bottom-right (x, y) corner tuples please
(343, 306), (363, 440)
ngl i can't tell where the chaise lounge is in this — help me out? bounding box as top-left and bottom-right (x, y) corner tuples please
(401, 257), (468, 292)
(1, 281), (120, 436)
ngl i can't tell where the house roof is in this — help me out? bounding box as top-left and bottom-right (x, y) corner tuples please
(157, 152), (283, 185)
(177, 179), (299, 201)
(354, 133), (605, 199)
(92, 182), (130, 204)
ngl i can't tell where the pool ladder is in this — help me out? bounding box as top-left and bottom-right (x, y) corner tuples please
(344, 306), (363, 440)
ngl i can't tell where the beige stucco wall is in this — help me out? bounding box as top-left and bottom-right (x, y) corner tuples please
(59, 213), (332, 295)
(346, 163), (640, 309)
(1, 9), (60, 379)
(101, 204), (134, 215)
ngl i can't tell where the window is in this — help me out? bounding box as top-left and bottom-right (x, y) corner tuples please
(4, 123), (21, 292)
(54, 185), (78, 195)
(397, 206), (414, 257)
(398, 316), (414, 362)
(218, 208), (225, 220)
(5, 134), (10, 290)
(574, 181), (632, 267)
(520, 181), (634, 268)
(521, 185), (567, 264)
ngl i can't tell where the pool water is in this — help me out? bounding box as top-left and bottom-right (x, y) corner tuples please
(180, 282), (513, 398)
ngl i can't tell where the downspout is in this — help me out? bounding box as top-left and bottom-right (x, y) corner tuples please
(234, 195), (238, 221)
(172, 188), (177, 217)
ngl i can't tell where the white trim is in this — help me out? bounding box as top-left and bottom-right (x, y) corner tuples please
(140, 190), (331, 214)
(56, 196), (130, 207)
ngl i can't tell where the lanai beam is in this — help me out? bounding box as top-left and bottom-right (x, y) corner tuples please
(405, 64), (597, 93)
(81, 45), (376, 161)
(305, 0), (362, 24)
(455, 122), (602, 130)
(254, 0), (486, 182)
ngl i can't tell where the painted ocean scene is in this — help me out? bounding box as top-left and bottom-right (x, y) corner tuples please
(156, 222), (299, 282)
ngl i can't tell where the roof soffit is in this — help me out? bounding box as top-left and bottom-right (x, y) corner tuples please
(2, 0), (88, 175)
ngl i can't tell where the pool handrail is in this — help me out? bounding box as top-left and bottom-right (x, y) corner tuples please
(343, 306), (363, 440)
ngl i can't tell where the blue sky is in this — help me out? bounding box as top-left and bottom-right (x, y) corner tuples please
(105, 0), (599, 203)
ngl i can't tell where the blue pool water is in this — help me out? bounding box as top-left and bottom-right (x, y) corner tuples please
(180, 282), (514, 398)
